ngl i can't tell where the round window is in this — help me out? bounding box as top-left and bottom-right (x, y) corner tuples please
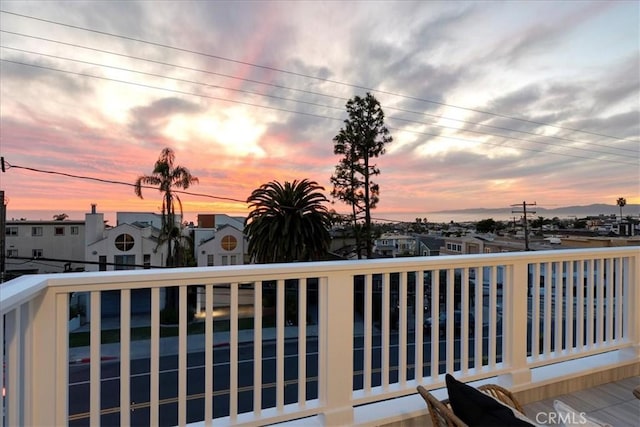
(221, 235), (237, 251)
(115, 233), (135, 251)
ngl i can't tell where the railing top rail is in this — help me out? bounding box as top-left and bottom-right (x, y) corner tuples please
(0, 246), (640, 298)
(0, 273), (51, 315)
(1, 246), (637, 294)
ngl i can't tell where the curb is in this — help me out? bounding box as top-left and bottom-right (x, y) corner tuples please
(70, 356), (118, 365)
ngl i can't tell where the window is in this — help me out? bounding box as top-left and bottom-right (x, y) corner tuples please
(143, 254), (151, 269)
(207, 254), (214, 266)
(55, 227), (65, 236)
(99, 256), (107, 271)
(7, 249), (18, 257)
(114, 255), (135, 270)
(32, 249), (43, 257)
(221, 255), (228, 266)
(221, 235), (238, 251)
(70, 226), (79, 235)
(6, 226), (18, 236)
(446, 243), (461, 252)
(230, 255), (237, 265)
(32, 226), (43, 236)
(115, 233), (135, 251)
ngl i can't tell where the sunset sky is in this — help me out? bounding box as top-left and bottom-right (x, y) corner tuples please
(1, 1), (638, 224)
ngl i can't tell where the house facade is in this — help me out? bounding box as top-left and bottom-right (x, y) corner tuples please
(84, 208), (168, 271)
(4, 218), (85, 276)
(195, 223), (249, 266)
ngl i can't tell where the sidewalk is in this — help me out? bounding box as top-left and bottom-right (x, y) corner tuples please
(69, 312), (368, 364)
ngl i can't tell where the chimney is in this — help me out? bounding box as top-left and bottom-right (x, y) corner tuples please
(91, 203), (97, 214)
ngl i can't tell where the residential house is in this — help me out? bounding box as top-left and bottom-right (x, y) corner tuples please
(4, 218), (85, 276)
(84, 206), (168, 272)
(196, 223), (249, 266)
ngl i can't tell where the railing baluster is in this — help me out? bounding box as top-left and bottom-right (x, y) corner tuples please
(150, 287), (160, 426)
(5, 305), (20, 426)
(120, 289), (131, 426)
(460, 267), (469, 374)
(298, 279), (307, 406)
(542, 262), (552, 356)
(614, 258), (623, 342)
(415, 270), (424, 381)
(430, 269), (440, 378)
(596, 259), (605, 344)
(276, 279), (285, 410)
(253, 281), (263, 415)
(566, 261), (574, 354)
(381, 273), (390, 389)
(230, 282), (240, 421)
(474, 266), (483, 370)
(576, 260), (585, 350)
(585, 259), (594, 347)
(555, 261), (564, 354)
(205, 284), (213, 426)
(178, 285), (188, 426)
(398, 272), (407, 385)
(0, 309), (4, 427)
(489, 266), (497, 367)
(364, 274), (372, 392)
(446, 268), (455, 374)
(89, 290), (101, 426)
(606, 258), (614, 342)
(531, 263), (540, 359)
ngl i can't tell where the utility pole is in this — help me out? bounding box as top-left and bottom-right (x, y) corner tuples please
(511, 201), (536, 251)
(0, 190), (5, 282)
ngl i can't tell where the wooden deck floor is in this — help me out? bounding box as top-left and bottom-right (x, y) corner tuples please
(523, 376), (640, 426)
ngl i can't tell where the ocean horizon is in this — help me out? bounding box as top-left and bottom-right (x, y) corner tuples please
(6, 203), (637, 225)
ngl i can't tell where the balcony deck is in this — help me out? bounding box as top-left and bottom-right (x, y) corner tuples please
(522, 376), (640, 427)
(1, 246), (639, 426)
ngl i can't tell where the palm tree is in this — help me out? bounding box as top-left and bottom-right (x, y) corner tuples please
(134, 147), (199, 267)
(616, 197), (626, 221)
(244, 179), (332, 263)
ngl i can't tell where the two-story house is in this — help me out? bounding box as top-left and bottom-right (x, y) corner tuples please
(5, 217), (85, 276)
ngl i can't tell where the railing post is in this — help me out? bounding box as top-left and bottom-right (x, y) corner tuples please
(318, 272), (354, 426)
(27, 288), (68, 426)
(622, 253), (640, 359)
(500, 259), (531, 387)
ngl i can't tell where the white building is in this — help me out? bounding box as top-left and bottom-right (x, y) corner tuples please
(84, 206), (168, 271)
(373, 233), (417, 257)
(5, 218), (85, 276)
(196, 223), (249, 266)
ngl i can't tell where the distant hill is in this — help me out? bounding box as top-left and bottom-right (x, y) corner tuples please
(429, 204), (639, 218)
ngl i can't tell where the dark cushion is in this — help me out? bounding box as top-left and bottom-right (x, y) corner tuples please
(445, 374), (534, 427)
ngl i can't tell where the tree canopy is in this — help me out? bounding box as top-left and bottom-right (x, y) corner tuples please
(134, 147), (198, 267)
(330, 93), (392, 258)
(244, 179), (332, 263)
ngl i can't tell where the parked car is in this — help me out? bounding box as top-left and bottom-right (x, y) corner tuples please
(424, 310), (475, 337)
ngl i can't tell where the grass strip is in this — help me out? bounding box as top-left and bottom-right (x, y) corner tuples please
(69, 317), (272, 347)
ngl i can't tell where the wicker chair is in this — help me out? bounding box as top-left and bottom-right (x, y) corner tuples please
(417, 383), (526, 426)
(477, 383), (525, 414)
(417, 385), (468, 427)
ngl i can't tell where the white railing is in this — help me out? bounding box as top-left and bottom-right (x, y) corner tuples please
(1, 247), (639, 426)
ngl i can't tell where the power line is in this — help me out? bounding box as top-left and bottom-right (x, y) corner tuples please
(3, 43), (637, 160)
(0, 157), (248, 203)
(6, 255), (168, 269)
(2, 58), (637, 166)
(1, 9), (637, 143)
(4, 32), (637, 156)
